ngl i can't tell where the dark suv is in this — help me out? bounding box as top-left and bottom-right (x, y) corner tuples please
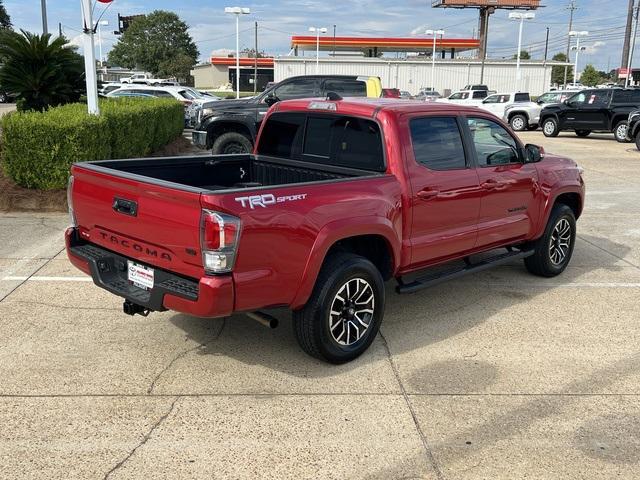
(624, 108), (640, 150)
(192, 75), (382, 154)
(540, 88), (640, 142)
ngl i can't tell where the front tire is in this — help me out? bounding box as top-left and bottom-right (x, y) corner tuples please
(575, 129), (591, 137)
(524, 204), (576, 277)
(542, 118), (559, 137)
(510, 114), (528, 131)
(614, 121), (630, 143)
(635, 132), (640, 151)
(211, 131), (253, 154)
(293, 253), (385, 364)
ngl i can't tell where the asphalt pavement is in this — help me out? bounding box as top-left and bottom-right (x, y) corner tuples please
(0, 130), (639, 479)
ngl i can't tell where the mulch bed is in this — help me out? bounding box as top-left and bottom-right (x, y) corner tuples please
(0, 134), (199, 213)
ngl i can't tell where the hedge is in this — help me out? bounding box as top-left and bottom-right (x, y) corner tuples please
(0, 98), (184, 189)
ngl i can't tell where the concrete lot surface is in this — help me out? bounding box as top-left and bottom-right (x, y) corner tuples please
(1, 131), (639, 479)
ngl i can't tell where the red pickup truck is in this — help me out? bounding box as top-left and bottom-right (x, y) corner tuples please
(66, 97), (585, 363)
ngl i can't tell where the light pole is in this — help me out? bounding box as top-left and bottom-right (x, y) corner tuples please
(424, 29), (444, 92)
(625, 4), (640, 87)
(225, 6), (251, 99)
(508, 12), (535, 91)
(41, 0), (48, 34)
(569, 30), (588, 85)
(80, 0), (99, 115)
(96, 20), (109, 64)
(309, 26), (327, 73)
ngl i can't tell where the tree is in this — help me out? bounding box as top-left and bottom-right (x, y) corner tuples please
(108, 11), (198, 76)
(580, 63), (601, 86)
(0, 0), (11, 30)
(0, 30), (85, 111)
(158, 53), (195, 83)
(512, 50), (531, 60)
(551, 52), (573, 86)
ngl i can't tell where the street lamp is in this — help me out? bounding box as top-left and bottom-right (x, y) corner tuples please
(508, 12), (535, 91)
(309, 26), (327, 73)
(424, 29), (444, 93)
(225, 6), (251, 99)
(569, 30), (588, 85)
(96, 20), (109, 64)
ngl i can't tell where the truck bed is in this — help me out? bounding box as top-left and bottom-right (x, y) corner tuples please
(82, 154), (377, 192)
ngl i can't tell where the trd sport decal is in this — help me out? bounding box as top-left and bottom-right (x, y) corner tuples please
(235, 193), (308, 209)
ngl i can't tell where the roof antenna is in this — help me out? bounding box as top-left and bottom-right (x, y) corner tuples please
(326, 92), (342, 101)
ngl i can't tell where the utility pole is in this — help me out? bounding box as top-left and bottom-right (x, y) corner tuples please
(543, 27), (550, 64)
(622, 0), (635, 75)
(58, 22), (63, 37)
(333, 25), (336, 57)
(479, 7), (492, 84)
(41, 0), (48, 35)
(543, 27), (550, 92)
(563, 0), (577, 87)
(254, 21), (258, 94)
(625, 3), (640, 87)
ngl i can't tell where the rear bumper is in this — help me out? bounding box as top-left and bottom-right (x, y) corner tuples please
(192, 130), (208, 149)
(65, 228), (233, 318)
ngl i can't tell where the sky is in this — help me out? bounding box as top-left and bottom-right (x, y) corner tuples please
(2, 0), (630, 72)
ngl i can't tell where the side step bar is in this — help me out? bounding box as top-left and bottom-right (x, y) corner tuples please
(396, 248), (534, 294)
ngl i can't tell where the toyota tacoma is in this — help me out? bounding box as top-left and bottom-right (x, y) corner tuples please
(66, 97), (585, 363)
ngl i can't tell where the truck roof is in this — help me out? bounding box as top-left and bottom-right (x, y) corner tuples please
(272, 97), (481, 118)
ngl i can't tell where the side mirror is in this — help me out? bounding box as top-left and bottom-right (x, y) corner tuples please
(264, 94), (278, 106)
(525, 144), (544, 163)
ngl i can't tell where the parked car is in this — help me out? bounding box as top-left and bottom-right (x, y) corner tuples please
(478, 92), (531, 118)
(624, 108), (640, 149)
(439, 89), (491, 106)
(120, 73), (175, 85)
(382, 88), (401, 98)
(192, 75), (383, 154)
(107, 91), (156, 99)
(503, 100), (542, 131)
(66, 97), (584, 363)
(415, 90), (442, 102)
(98, 83), (125, 96)
(0, 90), (17, 103)
(540, 88), (640, 142)
(399, 90), (413, 99)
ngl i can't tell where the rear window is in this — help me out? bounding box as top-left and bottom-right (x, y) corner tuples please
(257, 112), (384, 171)
(612, 89), (640, 104)
(514, 92), (530, 102)
(473, 91), (487, 99)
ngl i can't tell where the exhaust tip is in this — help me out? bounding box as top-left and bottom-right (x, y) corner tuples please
(247, 311), (279, 329)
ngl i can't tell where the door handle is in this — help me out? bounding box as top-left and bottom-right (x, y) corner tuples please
(481, 179), (505, 190)
(417, 189), (439, 200)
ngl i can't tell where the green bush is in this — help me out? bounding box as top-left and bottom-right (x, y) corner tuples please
(0, 98), (184, 189)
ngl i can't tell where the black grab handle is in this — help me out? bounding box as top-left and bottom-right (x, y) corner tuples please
(112, 197), (138, 217)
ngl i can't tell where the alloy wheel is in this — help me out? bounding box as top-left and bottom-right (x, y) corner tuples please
(512, 117), (524, 130)
(549, 218), (572, 265)
(544, 121), (555, 136)
(616, 123), (628, 141)
(328, 278), (375, 346)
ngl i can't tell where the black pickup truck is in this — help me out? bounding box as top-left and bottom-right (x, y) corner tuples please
(191, 75), (381, 154)
(540, 88), (640, 142)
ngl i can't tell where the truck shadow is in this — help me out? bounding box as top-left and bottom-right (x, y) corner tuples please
(168, 233), (633, 378)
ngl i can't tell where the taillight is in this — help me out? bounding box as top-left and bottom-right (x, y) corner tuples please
(67, 175), (77, 227)
(200, 210), (241, 273)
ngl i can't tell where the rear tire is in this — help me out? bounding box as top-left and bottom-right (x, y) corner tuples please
(293, 252), (385, 364)
(575, 129), (591, 137)
(524, 204), (576, 277)
(542, 118), (559, 137)
(635, 132), (640, 151)
(211, 131), (253, 154)
(614, 121), (630, 143)
(510, 114), (528, 131)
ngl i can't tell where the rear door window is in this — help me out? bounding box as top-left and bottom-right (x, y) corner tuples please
(473, 91), (488, 99)
(409, 117), (466, 170)
(322, 79), (367, 97)
(514, 93), (530, 102)
(612, 89), (640, 104)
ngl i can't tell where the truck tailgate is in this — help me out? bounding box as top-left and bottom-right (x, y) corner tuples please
(71, 164), (204, 279)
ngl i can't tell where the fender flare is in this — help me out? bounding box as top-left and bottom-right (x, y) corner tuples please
(536, 186), (584, 237)
(507, 109), (529, 121)
(290, 216), (401, 310)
